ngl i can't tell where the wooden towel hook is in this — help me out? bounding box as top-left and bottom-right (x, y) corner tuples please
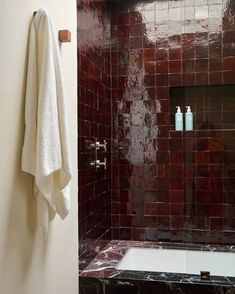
(33, 11), (71, 43)
(58, 30), (71, 43)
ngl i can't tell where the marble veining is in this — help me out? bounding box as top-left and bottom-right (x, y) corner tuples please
(80, 240), (235, 287)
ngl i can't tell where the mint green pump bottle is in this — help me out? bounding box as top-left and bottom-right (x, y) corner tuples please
(175, 106), (183, 131)
(185, 106), (193, 131)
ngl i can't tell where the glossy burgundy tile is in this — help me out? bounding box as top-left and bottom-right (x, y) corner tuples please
(144, 61), (156, 74)
(157, 87), (169, 100)
(130, 11), (143, 24)
(169, 47), (182, 60)
(196, 72), (208, 85)
(169, 73), (182, 86)
(117, 12), (130, 25)
(156, 61), (168, 73)
(196, 152), (210, 165)
(169, 190), (184, 203)
(196, 178), (210, 191)
(129, 24), (143, 37)
(209, 59), (222, 72)
(196, 165), (209, 177)
(223, 70), (235, 84)
(170, 203), (184, 216)
(78, 0), (235, 255)
(183, 60), (196, 73)
(170, 165), (183, 178)
(156, 165), (169, 178)
(156, 48), (169, 60)
(210, 218), (223, 231)
(158, 203), (170, 216)
(210, 204), (223, 217)
(78, 0), (112, 269)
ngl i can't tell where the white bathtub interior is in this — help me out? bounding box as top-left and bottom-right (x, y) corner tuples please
(116, 247), (235, 277)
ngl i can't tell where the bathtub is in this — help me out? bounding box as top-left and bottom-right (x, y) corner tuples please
(116, 247), (235, 277)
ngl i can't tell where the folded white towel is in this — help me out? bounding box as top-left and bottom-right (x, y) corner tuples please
(22, 8), (72, 236)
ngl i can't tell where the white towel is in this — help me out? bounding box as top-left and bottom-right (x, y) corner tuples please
(22, 8), (72, 236)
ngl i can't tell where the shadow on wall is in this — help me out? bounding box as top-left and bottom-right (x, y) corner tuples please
(1, 21), (50, 282)
(2, 106), (52, 286)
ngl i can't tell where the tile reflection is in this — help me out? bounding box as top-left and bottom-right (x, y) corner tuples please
(111, 0), (235, 245)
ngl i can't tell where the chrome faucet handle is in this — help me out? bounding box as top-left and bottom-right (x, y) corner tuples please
(86, 140), (96, 149)
(96, 158), (107, 170)
(89, 161), (96, 167)
(96, 140), (107, 152)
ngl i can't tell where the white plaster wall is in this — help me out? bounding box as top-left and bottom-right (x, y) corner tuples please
(0, 1), (78, 293)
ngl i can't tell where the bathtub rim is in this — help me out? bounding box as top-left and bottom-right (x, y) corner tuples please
(80, 240), (235, 287)
(115, 246), (235, 278)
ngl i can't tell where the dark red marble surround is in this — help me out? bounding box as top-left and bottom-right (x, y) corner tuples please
(78, 0), (112, 269)
(111, 0), (235, 244)
(78, 0), (235, 270)
(80, 240), (235, 281)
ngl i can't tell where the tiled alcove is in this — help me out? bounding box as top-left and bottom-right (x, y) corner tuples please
(169, 85), (235, 243)
(170, 85), (235, 130)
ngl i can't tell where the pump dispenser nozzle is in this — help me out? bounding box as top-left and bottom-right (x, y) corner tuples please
(186, 106), (191, 112)
(176, 106), (181, 113)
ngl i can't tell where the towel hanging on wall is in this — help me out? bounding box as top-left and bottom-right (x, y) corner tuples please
(22, 8), (72, 236)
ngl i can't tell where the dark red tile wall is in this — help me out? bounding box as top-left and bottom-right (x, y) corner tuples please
(78, 0), (112, 269)
(111, 0), (235, 244)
